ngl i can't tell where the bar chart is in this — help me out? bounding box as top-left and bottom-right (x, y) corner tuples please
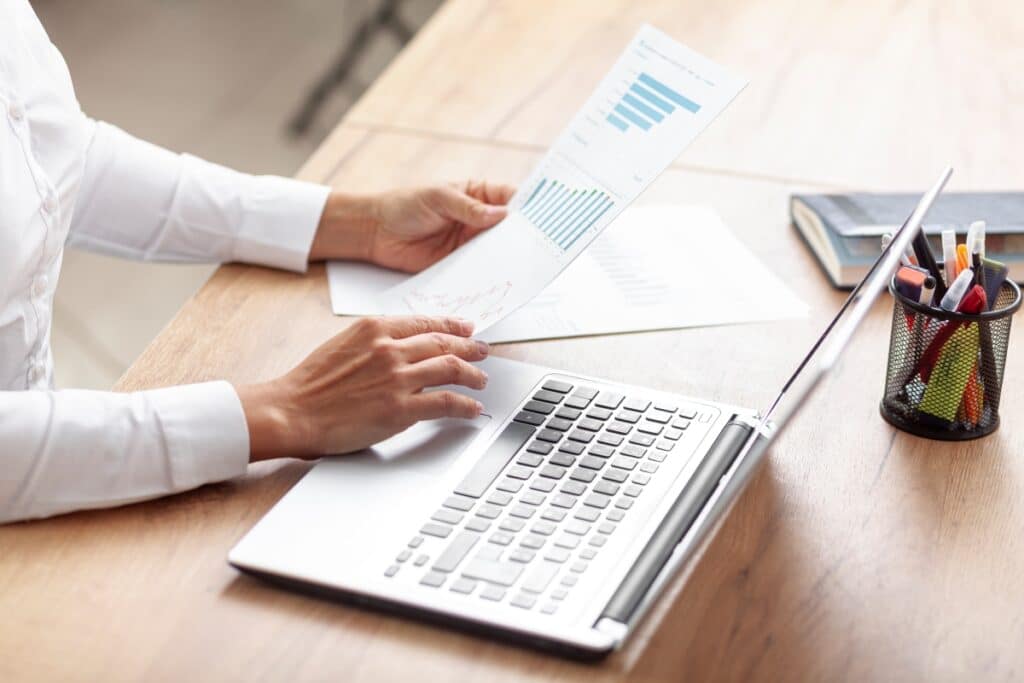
(606, 72), (702, 133)
(519, 177), (617, 251)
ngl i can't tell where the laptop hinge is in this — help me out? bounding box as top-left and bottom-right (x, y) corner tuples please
(594, 416), (760, 638)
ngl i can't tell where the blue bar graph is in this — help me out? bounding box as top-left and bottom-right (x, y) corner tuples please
(607, 72), (701, 133)
(520, 177), (615, 250)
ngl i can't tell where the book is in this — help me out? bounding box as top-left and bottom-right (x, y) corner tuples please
(790, 192), (1024, 288)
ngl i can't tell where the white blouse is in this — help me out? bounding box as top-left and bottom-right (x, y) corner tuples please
(0, 0), (330, 522)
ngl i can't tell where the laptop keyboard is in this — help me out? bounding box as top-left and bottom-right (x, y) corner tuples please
(384, 378), (697, 616)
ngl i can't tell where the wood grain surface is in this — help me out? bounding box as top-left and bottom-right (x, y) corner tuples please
(3, 2), (1023, 681)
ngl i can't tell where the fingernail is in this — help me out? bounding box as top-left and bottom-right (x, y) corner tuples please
(476, 340), (490, 356)
(480, 372), (489, 387)
(485, 205), (505, 216)
(475, 401), (485, 415)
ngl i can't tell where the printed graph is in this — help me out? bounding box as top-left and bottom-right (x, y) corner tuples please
(520, 177), (616, 251)
(606, 72), (701, 133)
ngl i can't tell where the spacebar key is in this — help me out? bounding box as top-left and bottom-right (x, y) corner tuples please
(454, 421), (535, 498)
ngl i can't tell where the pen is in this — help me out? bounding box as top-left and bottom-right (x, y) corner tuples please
(912, 228), (948, 301)
(940, 268), (973, 311)
(972, 250), (984, 290)
(919, 276), (935, 307)
(941, 229), (957, 285)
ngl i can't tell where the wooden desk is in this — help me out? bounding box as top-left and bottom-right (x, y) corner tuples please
(3, 2), (1023, 681)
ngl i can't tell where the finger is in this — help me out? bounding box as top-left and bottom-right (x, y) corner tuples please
(382, 315), (474, 339)
(406, 390), (485, 421)
(398, 332), (490, 363)
(404, 355), (489, 391)
(464, 180), (517, 207)
(434, 185), (507, 228)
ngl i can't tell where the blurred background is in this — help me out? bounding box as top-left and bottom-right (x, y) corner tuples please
(33, 0), (442, 389)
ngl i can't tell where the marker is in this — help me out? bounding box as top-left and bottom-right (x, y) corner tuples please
(956, 243), (970, 274)
(972, 250), (984, 290)
(967, 220), (986, 259)
(919, 276), (936, 307)
(911, 228), (948, 301)
(941, 229), (957, 285)
(980, 256), (1007, 309)
(939, 268), (973, 311)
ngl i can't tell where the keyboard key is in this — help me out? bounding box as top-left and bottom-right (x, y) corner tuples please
(673, 418), (692, 430)
(420, 571), (446, 587)
(580, 548), (598, 560)
(522, 562), (559, 593)
(638, 422), (663, 435)
(589, 443), (615, 458)
(607, 421), (632, 435)
(573, 386), (599, 400)
(558, 441), (585, 456)
(596, 434), (623, 447)
(598, 522), (616, 535)
(496, 478), (523, 493)
(588, 535), (608, 548)
(594, 480), (619, 496)
(397, 549), (412, 563)
(432, 508), (464, 525)
(555, 407), (581, 420)
(443, 495), (475, 512)
(639, 461), (659, 474)
(526, 441), (552, 455)
(632, 473), (652, 485)
(611, 457), (636, 471)
(509, 504), (536, 519)
(546, 417), (573, 432)
(570, 562), (588, 574)
(615, 498), (634, 510)
(476, 546), (502, 561)
(545, 548), (571, 563)
(607, 509), (626, 522)
(454, 421), (535, 498)
(621, 444), (646, 458)
(551, 588), (569, 600)
(462, 558), (524, 586)
(624, 484), (642, 498)
(586, 407), (613, 421)
(466, 518), (491, 532)
(568, 429), (594, 444)
(521, 534), (546, 550)
(615, 411), (640, 424)
(649, 451), (668, 462)
(408, 536), (424, 548)
(531, 521), (557, 536)
(541, 604), (559, 617)
(507, 465), (532, 480)
(487, 491), (513, 506)
(560, 574), (579, 587)
(499, 518), (525, 532)
(595, 392), (624, 409)
(664, 428), (684, 441)
(645, 411), (671, 424)
(539, 465), (567, 480)
(480, 585), (506, 601)
(542, 379), (573, 394)
(550, 453), (575, 468)
(450, 578), (477, 594)
(541, 508), (567, 522)
(656, 440), (676, 452)
(579, 455), (605, 471)
(524, 400), (555, 415)
(489, 532), (514, 546)
(533, 390), (564, 404)
(537, 429), (562, 443)
(679, 408), (697, 419)
(550, 494), (576, 509)
(513, 411), (545, 426)
(520, 490), (546, 506)
(385, 564), (400, 577)
(603, 468), (629, 483)
(623, 398), (651, 412)
(560, 480), (586, 496)
(434, 532), (480, 572)
(565, 520), (591, 535)
(570, 467), (597, 483)
(555, 535), (580, 549)
(578, 418), (603, 432)
(476, 504), (502, 519)
(509, 549), (536, 563)
(420, 522), (452, 538)
(564, 396), (590, 409)
(414, 554), (429, 566)
(574, 507), (600, 522)
(584, 493), (612, 509)
(654, 402), (678, 413)
(529, 478), (556, 493)
(510, 593), (536, 610)
(629, 434), (655, 447)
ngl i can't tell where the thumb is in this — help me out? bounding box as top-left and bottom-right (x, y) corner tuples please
(435, 186), (508, 228)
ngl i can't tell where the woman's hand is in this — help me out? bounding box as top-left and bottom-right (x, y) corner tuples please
(309, 181), (516, 272)
(236, 316), (490, 461)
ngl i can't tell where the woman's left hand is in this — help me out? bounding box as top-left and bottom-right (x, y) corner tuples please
(309, 181), (516, 272)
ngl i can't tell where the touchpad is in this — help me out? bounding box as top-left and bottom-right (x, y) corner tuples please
(359, 415), (492, 478)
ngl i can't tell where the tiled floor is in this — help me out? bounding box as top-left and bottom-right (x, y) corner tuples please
(34, 0), (441, 389)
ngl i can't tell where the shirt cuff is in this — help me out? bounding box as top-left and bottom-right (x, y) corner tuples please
(147, 380), (250, 489)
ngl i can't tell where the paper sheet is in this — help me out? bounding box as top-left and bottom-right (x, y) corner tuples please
(328, 205), (807, 343)
(343, 25), (747, 332)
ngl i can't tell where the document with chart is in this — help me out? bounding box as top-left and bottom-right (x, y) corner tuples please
(341, 25), (747, 331)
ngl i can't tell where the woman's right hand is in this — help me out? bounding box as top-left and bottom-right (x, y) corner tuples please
(235, 316), (490, 461)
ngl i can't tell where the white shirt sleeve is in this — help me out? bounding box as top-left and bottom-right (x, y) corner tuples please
(67, 120), (330, 272)
(0, 381), (250, 523)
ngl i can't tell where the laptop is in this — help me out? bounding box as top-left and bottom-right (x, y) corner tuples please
(229, 168), (951, 659)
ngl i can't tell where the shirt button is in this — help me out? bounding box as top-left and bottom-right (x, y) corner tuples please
(8, 101), (25, 121)
(32, 275), (49, 298)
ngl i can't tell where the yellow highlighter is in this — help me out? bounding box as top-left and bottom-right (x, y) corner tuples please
(956, 243), (970, 274)
(918, 323), (980, 428)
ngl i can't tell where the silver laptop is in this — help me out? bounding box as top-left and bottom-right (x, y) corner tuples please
(229, 168), (951, 659)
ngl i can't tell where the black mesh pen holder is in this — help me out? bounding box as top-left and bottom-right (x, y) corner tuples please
(880, 278), (1021, 440)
